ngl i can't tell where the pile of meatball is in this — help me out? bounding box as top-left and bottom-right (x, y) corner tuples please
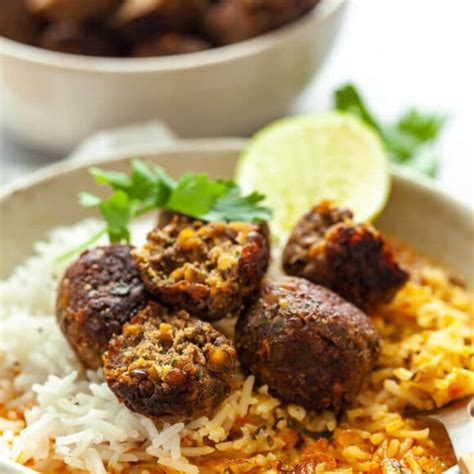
(1, 0), (321, 57)
(56, 203), (408, 421)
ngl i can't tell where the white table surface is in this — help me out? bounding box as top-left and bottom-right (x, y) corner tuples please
(1, 0), (473, 209)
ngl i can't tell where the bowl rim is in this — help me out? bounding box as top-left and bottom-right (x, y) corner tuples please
(1, 137), (473, 225)
(0, 0), (345, 73)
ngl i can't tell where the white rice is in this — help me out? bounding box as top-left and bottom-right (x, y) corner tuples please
(0, 220), (198, 473)
(0, 220), (339, 473)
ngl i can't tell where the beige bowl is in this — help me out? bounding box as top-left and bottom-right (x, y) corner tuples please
(0, 0), (346, 154)
(1, 138), (473, 284)
(0, 139), (473, 473)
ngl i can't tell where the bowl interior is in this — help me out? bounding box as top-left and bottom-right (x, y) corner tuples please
(1, 139), (473, 285)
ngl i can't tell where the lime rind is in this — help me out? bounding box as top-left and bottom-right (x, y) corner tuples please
(235, 112), (390, 238)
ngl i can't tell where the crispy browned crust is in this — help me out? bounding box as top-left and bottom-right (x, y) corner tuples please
(104, 301), (236, 420)
(236, 277), (381, 411)
(203, 0), (321, 45)
(133, 218), (269, 321)
(282, 202), (409, 311)
(56, 245), (147, 369)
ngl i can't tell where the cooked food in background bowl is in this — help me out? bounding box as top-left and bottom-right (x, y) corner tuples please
(2, 0), (322, 57)
(0, 140), (473, 474)
(0, 0), (346, 153)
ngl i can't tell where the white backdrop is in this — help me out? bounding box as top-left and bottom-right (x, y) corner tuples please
(293, 0), (474, 206)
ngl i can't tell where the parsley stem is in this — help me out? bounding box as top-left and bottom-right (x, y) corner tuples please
(135, 204), (157, 217)
(55, 227), (107, 263)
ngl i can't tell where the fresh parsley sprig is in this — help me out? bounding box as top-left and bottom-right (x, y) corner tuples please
(334, 83), (446, 177)
(78, 159), (272, 245)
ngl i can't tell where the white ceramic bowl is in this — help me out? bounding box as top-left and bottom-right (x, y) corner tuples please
(0, 140), (473, 473)
(0, 0), (346, 154)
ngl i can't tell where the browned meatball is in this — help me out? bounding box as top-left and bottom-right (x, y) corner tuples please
(28, 0), (120, 22)
(236, 277), (380, 411)
(104, 301), (236, 420)
(203, 0), (321, 46)
(0, 0), (41, 44)
(131, 32), (210, 57)
(133, 219), (269, 321)
(56, 245), (147, 368)
(38, 21), (118, 56)
(282, 202), (409, 311)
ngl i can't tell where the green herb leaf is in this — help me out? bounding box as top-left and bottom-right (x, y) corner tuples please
(383, 110), (446, 164)
(79, 192), (101, 208)
(129, 159), (159, 201)
(201, 188), (272, 223)
(397, 109), (446, 142)
(382, 126), (420, 162)
(75, 161), (272, 251)
(333, 83), (446, 178)
(151, 166), (175, 207)
(90, 167), (131, 190)
(154, 165), (176, 194)
(334, 83), (383, 134)
(128, 160), (175, 207)
(166, 173), (229, 216)
(99, 190), (133, 243)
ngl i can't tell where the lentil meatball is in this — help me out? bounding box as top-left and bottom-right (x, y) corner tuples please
(203, 0), (321, 46)
(282, 202), (409, 311)
(104, 301), (236, 420)
(133, 219), (269, 321)
(236, 277), (380, 411)
(56, 245), (147, 369)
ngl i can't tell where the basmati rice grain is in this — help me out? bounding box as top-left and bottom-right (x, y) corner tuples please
(238, 375), (255, 417)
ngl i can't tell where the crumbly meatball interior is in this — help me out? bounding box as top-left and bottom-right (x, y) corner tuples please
(133, 218), (269, 321)
(236, 277), (381, 411)
(104, 302), (236, 420)
(282, 201), (409, 311)
(56, 245), (147, 369)
(158, 212), (271, 251)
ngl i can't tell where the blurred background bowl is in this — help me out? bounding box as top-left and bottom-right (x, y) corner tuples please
(0, 0), (346, 154)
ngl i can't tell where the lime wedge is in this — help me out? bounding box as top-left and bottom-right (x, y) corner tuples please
(236, 112), (390, 237)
